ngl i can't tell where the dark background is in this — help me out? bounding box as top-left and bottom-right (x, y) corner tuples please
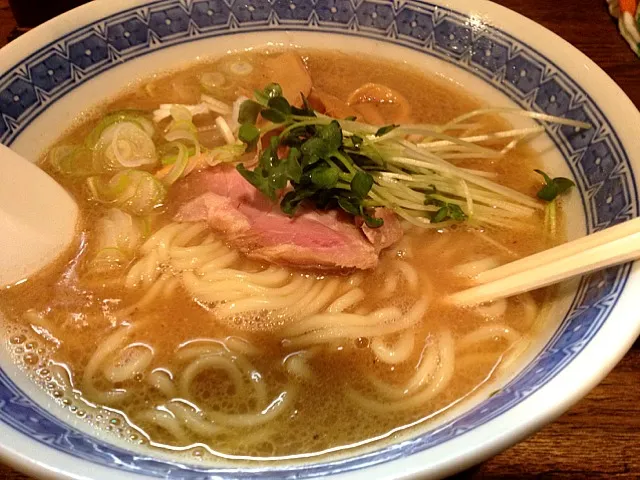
(0, 0), (639, 478)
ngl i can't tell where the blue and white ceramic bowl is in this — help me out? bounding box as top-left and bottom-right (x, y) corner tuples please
(1, 0), (639, 478)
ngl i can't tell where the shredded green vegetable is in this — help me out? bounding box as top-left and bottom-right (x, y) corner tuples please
(235, 83), (590, 229)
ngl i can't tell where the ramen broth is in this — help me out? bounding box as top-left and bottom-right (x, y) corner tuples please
(0, 50), (555, 462)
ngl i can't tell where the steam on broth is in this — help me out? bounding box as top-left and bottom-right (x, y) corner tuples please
(0, 50), (581, 462)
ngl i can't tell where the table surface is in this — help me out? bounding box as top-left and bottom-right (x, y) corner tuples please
(1, 0), (639, 478)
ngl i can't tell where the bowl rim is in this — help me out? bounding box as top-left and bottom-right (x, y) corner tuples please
(1, 0), (640, 479)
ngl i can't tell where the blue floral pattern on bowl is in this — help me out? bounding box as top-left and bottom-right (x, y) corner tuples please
(0, 0), (636, 478)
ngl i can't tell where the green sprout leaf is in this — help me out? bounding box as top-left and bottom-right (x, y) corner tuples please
(337, 196), (360, 216)
(238, 100), (263, 125)
(263, 83), (283, 99)
(310, 163), (340, 189)
(351, 171), (374, 199)
(267, 96), (291, 115)
(361, 207), (384, 228)
(253, 83), (283, 106)
(284, 148), (302, 184)
(290, 94), (316, 117)
(236, 164), (275, 200)
(553, 177), (575, 195)
(431, 203), (467, 223)
(281, 189), (315, 216)
(318, 120), (343, 152)
(350, 135), (363, 149)
(425, 190), (468, 223)
(238, 123), (260, 151)
(301, 137), (327, 160)
(535, 169), (575, 202)
(375, 124), (399, 137)
(261, 109), (288, 124)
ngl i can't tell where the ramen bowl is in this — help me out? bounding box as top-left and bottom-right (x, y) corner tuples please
(1, 0), (639, 479)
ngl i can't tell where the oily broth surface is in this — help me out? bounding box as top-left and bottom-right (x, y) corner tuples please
(0, 50), (551, 462)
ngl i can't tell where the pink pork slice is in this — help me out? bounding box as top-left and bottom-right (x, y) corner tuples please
(172, 166), (403, 271)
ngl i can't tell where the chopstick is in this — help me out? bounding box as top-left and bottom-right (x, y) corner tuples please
(448, 217), (640, 306)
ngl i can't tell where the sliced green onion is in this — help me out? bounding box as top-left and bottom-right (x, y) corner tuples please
(159, 143), (196, 165)
(164, 105), (202, 157)
(199, 72), (226, 95)
(153, 104), (209, 124)
(202, 144), (246, 166)
(93, 121), (157, 169)
(89, 208), (146, 272)
(85, 110), (154, 150)
(229, 61), (253, 76)
(87, 169), (166, 215)
(160, 142), (190, 185)
(48, 145), (98, 176)
(169, 105), (193, 123)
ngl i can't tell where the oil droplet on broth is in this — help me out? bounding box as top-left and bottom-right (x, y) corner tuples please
(192, 448), (204, 457)
(10, 334), (26, 345)
(23, 352), (39, 366)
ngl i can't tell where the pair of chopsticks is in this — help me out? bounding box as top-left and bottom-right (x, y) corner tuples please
(449, 217), (640, 306)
